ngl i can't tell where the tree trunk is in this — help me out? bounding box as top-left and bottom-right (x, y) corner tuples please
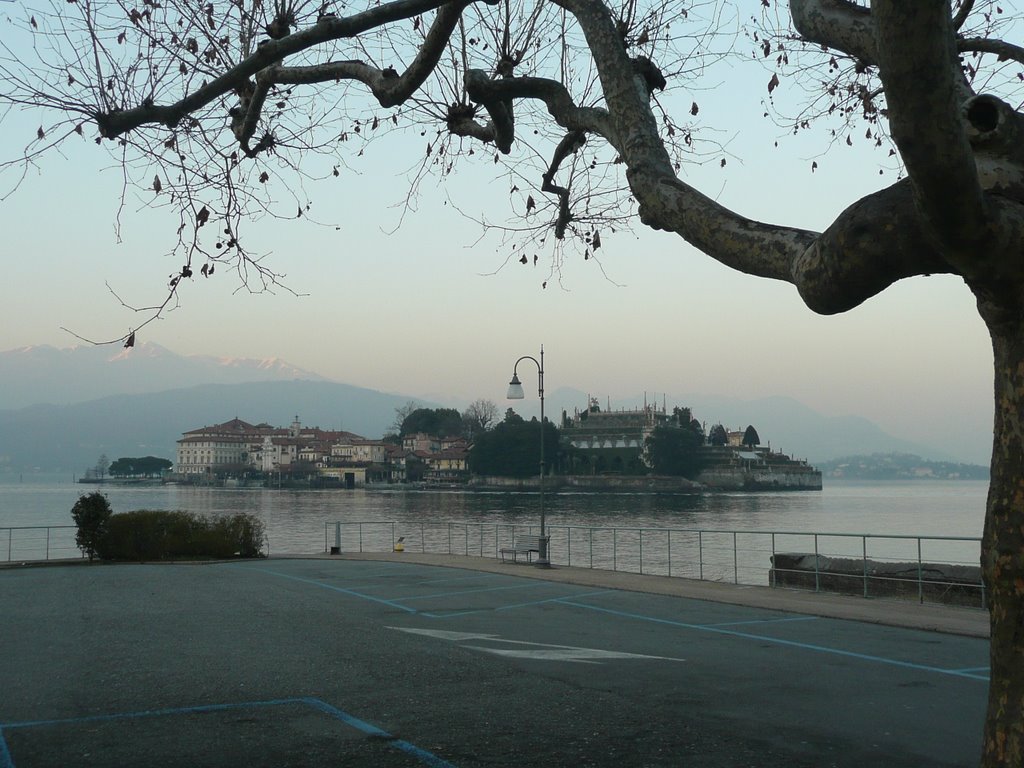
(982, 321), (1024, 766)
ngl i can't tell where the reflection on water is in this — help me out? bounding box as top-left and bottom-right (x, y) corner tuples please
(0, 478), (987, 561)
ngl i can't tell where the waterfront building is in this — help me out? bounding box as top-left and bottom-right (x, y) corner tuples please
(561, 397), (674, 473)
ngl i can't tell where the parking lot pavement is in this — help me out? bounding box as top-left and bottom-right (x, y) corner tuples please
(0, 558), (989, 767)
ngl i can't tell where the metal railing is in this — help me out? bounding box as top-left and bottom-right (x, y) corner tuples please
(0, 526), (82, 563)
(324, 520), (985, 608)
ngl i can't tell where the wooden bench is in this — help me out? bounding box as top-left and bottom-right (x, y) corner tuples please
(499, 535), (543, 563)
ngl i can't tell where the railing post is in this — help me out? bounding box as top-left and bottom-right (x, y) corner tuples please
(613, 529), (618, 571)
(639, 530), (644, 575)
(359, 523), (363, 553)
(46, 527), (51, 560)
(770, 532), (776, 588)
(733, 531), (738, 584)
(814, 534), (820, 592)
(863, 536), (868, 598)
(698, 531), (704, 581)
(917, 537), (924, 604)
(589, 528), (594, 569)
(568, 527), (572, 567)
(668, 531), (672, 578)
(392, 522), (396, 552)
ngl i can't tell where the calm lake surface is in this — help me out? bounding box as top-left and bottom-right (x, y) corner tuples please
(0, 475), (988, 556)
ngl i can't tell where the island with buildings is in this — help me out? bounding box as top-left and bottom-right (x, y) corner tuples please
(171, 398), (822, 492)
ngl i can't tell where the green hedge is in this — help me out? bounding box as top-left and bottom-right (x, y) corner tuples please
(94, 510), (266, 561)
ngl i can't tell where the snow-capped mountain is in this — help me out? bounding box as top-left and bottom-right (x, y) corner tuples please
(0, 342), (328, 409)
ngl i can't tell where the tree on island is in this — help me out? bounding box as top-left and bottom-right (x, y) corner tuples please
(470, 410), (559, 477)
(92, 454), (109, 480)
(6, 0), (1024, 762)
(708, 424), (728, 447)
(398, 407), (464, 439)
(644, 425), (704, 479)
(742, 426), (760, 449)
(462, 399), (499, 440)
(108, 456), (174, 478)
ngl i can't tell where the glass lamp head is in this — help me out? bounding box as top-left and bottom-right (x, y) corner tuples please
(506, 373), (525, 400)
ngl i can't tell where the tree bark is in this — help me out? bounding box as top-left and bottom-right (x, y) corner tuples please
(980, 315), (1024, 766)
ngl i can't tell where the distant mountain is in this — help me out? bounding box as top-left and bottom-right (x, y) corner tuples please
(817, 453), (989, 481)
(678, 393), (953, 464)
(0, 343), (984, 471)
(0, 343), (327, 409)
(0, 380), (431, 473)
(546, 388), (965, 465)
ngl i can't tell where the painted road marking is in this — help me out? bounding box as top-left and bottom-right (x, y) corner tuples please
(555, 599), (989, 680)
(0, 697), (456, 768)
(247, 564), (985, 679)
(390, 627), (686, 664)
(702, 616), (821, 628)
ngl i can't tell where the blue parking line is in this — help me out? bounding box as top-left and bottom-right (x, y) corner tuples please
(415, 574), (506, 586)
(0, 730), (12, 768)
(303, 698), (457, 768)
(0, 698), (296, 730)
(703, 616), (821, 628)
(494, 590), (613, 613)
(420, 590), (614, 619)
(0, 697), (456, 768)
(247, 568), (418, 613)
(556, 599), (989, 681)
(249, 565), (581, 616)
(395, 582), (547, 602)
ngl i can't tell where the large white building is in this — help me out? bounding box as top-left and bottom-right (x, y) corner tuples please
(175, 417), (470, 485)
(175, 417), (360, 477)
(176, 418), (271, 476)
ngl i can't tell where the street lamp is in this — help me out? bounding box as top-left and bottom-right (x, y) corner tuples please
(506, 345), (550, 567)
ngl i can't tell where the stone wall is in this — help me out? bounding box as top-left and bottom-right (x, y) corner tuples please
(468, 475), (702, 492)
(696, 468), (823, 491)
(770, 552), (985, 607)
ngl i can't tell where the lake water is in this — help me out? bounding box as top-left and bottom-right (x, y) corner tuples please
(0, 476), (989, 581)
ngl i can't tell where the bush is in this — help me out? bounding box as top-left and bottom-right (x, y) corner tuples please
(71, 492), (113, 560)
(94, 510), (266, 561)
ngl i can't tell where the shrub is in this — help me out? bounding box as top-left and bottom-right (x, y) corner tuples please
(71, 491), (113, 560)
(94, 510), (266, 561)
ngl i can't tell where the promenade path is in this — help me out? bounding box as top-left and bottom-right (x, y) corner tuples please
(0, 553), (989, 767)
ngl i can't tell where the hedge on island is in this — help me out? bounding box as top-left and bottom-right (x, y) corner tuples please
(91, 510), (266, 561)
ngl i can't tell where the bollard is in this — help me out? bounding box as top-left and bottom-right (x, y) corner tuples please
(330, 522), (341, 555)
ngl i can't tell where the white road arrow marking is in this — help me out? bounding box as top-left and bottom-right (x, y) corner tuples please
(388, 628), (501, 642)
(388, 627), (686, 664)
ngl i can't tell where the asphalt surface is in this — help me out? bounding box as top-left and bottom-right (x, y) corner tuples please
(0, 555), (990, 767)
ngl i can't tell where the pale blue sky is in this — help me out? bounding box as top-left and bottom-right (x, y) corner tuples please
(0, 16), (995, 464)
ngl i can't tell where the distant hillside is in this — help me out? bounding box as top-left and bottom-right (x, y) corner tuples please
(0, 380), (430, 473)
(0, 342), (328, 409)
(818, 453), (989, 481)
(547, 389), (968, 465)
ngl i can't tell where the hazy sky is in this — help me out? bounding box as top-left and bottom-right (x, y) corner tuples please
(0, 11), (995, 464)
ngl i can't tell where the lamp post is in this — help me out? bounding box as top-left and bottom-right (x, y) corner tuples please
(506, 345), (550, 567)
